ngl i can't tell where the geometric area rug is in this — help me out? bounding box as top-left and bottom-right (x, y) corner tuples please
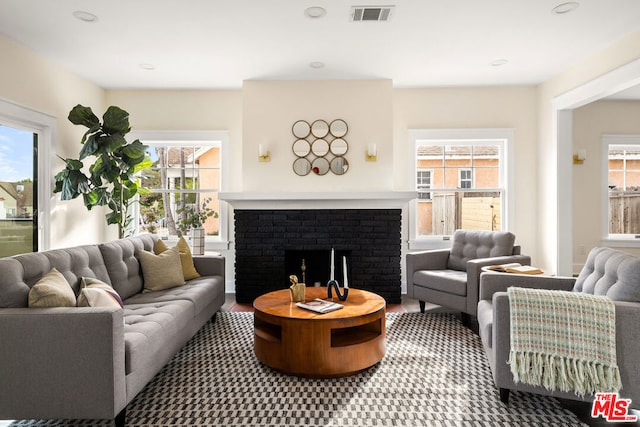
(9, 312), (587, 427)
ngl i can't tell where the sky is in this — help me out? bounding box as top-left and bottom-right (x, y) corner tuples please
(0, 124), (34, 182)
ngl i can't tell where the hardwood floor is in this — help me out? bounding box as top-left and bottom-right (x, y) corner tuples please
(224, 292), (640, 426)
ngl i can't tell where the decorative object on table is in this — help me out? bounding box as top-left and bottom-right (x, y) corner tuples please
(301, 258), (307, 284)
(54, 104), (152, 238)
(291, 119), (349, 176)
(296, 298), (343, 314)
(289, 274), (306, 302)
(177, 197), (218, 255)
(327, 248), (349, 301)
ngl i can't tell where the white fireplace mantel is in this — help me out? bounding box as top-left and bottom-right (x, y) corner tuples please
(218, 191), (417, 210)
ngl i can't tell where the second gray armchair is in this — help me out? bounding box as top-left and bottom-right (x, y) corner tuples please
(406, 229), (530, 325)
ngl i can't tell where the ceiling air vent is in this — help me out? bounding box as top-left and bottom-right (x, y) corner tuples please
(350, 5), (394, 22)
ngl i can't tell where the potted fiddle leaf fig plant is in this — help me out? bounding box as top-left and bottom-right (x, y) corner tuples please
(54, 105), (152, 239)
(177, 197), (218, 255)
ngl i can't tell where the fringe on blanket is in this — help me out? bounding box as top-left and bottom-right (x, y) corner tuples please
(509, 350), (622, 397)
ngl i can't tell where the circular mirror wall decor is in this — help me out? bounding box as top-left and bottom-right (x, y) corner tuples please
(330, 138), (348, 156)
(311, 138), (329, 156)
(329, 119), (348, 137)
(311, 120), (329, 138)
(292, 120), (311, 139)
(292, 139), (311, 157)
(291, 119), (349, 177)
(330, 157), (349, 175)
(311, 157), (330, 175)
(293, 157), (312, 176)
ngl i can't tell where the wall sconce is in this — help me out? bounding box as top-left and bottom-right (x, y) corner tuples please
(366, 143), (377, 162)
(573, 148), (586, 165)
(259, 144), (270, 162)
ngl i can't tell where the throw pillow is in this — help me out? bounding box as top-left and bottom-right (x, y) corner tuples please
(154, 237), (201, 281)
(137, 246), (185, 292)
(77, 277), (124, 308)
(28, 268), (76, 308)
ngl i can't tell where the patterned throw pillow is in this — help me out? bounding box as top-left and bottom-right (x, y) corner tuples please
(77, 277), (124, 308)
(137, 246), (185, 292)
(154, 237), (201, 281)
(28, 268), (76, 308)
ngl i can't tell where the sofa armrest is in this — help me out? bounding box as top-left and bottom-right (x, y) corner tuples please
(406, 249), (450, 274)
(0, 307), (126, 420)
(479, 271), (576, 302)
(193, 254), (225, 278)
(613, 301), (640, 405)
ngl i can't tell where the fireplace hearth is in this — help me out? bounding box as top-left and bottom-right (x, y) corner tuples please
(233, 209), (402, 303)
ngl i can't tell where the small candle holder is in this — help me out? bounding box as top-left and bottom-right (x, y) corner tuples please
(327, 279), (349, 301)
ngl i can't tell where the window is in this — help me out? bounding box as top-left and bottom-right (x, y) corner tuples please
(0, 99), (55, 255)
(459, 168), (473, 189)
(130, 131), (228, 249)
(603, 135), (640, 241)
(410, 129), (512, 247)
(416, 170), (432, 200)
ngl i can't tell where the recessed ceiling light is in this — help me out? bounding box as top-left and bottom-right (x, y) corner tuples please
(552, 2), (579, 14)
(305, 6), (327, 19)
(490, 59), (508, 67)
(139, 63), (156, 71)
(72, 10), (99, 23)
(309, 61), (325, 69)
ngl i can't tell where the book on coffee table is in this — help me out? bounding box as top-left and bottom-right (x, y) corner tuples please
(296, 298), (343, 314)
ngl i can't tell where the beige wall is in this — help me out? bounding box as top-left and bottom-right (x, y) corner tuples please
(0, 34), (107, 248)
(393, 87), (539, 259)
(572, 100), (640, 269)
(537, 28), (640, 274)
(242, 80), (394, 191)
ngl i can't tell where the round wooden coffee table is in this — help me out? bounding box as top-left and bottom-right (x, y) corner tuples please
(253, 287), (386, 378)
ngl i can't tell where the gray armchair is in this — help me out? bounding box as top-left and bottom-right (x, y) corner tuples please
(478, 247), (640, 407)
(406, 230), (530, 324)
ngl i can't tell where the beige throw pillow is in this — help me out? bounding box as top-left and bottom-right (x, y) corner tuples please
(28, 268), (76, 308)
(77, 277), (124, 308)
(154, 237), (201, 281)
(137, 246), (185, 292)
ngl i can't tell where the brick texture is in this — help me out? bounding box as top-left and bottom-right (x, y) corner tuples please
(234, 209), (402, 304)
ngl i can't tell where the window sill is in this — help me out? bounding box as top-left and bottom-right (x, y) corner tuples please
(601, 238), (640, 248)
(408, 238), (453, 251)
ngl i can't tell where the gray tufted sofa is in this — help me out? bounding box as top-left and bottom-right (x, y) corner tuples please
(478, 246), (640, 407)
(0, 234), (225, 426)
(406, 229), (530, 324)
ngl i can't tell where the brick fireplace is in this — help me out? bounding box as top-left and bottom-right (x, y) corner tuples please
(219, 192), (416, 304)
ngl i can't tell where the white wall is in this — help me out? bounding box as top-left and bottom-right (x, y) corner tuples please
(572, 100), (640, 270)
(0, 34), (107, 248)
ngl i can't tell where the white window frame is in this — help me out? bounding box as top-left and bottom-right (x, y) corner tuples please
(416, 169), (432, 200)
(0, 98), (55, 251)
(129, 130), (230, 250)
(601, 134), (640, 246)
(459, 168), (473, 189)
(408, 128), (514, 250)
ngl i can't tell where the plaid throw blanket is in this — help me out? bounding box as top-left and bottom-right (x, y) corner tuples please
(507, 287), (621, 396)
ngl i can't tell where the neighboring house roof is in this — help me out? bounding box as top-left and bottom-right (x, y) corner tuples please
(0, 181), (33, 207)
(417, 145), (499, 158)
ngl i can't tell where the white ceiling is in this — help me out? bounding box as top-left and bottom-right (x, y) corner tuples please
(2, 0), (640, 91)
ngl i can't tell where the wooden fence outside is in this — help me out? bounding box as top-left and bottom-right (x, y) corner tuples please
(430, 193), (501, 234)
(609, 192), (640, 234)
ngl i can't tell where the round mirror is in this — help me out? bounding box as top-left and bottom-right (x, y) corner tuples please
(311, 138), (329, 156)
(330, 157), (349, 175)
(329, 119), (348, 137)
(292, 139), (311, 157)
(311, 157), (330, 175)
(311, 120), (329, 138)
(292, 158), (312, 176)
(330, 138), (348, 156)
(292, 120), (311, 138)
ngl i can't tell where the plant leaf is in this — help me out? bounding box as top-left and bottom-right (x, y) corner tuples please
(79, 134), (99, 160)
(68, 105), (99, 129)
(102, 106), (130, 135)
(65, 158), (84, 171)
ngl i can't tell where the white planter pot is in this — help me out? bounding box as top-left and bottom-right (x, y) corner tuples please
(190, 227), (205, 255)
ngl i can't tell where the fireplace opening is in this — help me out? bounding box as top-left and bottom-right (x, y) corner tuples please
(285, 250), (351, 287)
